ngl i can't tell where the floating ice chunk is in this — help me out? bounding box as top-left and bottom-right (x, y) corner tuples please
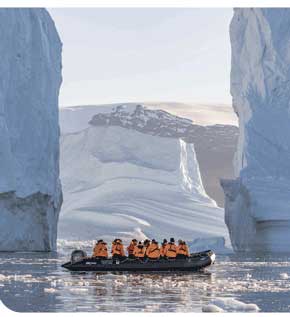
(202, 304), (224, 312)
(69, 288), (89, 293)
(44, 288), (57, 294)
(279, 273), (289, 280)
(0, 274), (8, 281)
(204, 298), (260, 312)
(143, 304), (161, 312)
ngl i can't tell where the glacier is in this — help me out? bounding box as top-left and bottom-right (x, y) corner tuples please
(59, 105), (228, 246)
(0, 9), (62, 251)
(222, 8), (290, 252)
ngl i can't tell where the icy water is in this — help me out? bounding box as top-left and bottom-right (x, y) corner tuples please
(1, 242), (290, 312)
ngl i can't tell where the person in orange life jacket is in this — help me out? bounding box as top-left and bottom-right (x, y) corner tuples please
(127, 239), (137, 259)
(93, 239), (103, 257)
(112, 239), (126, 263)
(146, 239), (160, 260)
(160, 239), (168, 258)
(133, 241), (146, 260)
(95, 241), (109, 261)
(164, 237), (177, 259)
(143, 239), (151, 259)
(176, 240), (190, 259)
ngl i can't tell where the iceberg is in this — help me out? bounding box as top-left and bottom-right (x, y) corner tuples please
(0, 9), (62, 251)
(222, 8), (290, 252)
(60, 103), (238, 207)
(59, 105), (228, 244)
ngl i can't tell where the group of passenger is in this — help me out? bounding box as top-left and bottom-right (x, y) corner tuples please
(92, 238), (190, 262)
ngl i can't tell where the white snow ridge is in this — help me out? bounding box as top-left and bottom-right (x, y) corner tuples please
(0, 9), (62, 251)
(59, 105), (228, 246)
(222, 8), (290, 252)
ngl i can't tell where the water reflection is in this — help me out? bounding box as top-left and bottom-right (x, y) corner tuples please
(1, 250), (290, 312)
(55, 270), (215, 312)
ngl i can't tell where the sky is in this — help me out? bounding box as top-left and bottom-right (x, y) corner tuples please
(49, 8), (233, 108)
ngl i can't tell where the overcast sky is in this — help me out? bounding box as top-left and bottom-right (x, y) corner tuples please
(49, 8), (233, 107)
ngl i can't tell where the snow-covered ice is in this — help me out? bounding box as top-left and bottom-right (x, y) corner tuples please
(0, 9), (62, 251)
(189, 236), (231, 254)
(59, 105), (228, 246)
(279, 273), (289, 280)
(202, 298), (260, 312)
(59, 102), (237, 135)
(44, 288), (57, 294)
(222, 8), (290, 252)
(60, 103), (238, 207)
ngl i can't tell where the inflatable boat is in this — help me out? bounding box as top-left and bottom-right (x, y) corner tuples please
(62, 250), (215, 272)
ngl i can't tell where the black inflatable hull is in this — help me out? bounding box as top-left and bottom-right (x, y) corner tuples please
(62, 250), (215, 272)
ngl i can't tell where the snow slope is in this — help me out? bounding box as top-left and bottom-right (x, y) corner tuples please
(59, 105), (228, 246)
(222, 8), (290, 252)
(0, 9), (62, 251)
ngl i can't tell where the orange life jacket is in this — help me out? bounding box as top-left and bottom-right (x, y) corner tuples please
(97, 243), (108, 257)
(93, 243), (102, 257)
(165, 243), (177, 258)
(160, 243), (167, 257)
(127, 243), (136, 255)
(146, 243), (160, 259)
(143, 243), (150, 255)
(177, 244), (189, 257)
(112, 242), (125, 256)
(134, 245), (146, 258)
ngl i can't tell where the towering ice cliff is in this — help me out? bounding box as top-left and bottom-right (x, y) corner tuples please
(0, 9), (62, 251)
(222, 8), (290, 252)
(59, 105), (228, 245)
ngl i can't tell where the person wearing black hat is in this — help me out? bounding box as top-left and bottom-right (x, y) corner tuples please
(146, 239), (160, 260)
(160, 239), (168, 259)
(133, 241), (146, 260)
(127, 239), (138, 259)
(176, 240), (190, 259)
(111, 238), (126, 264)
(164, 238), (177, 259)
(143, 239), (151, 259)
(93, 239), (103, 257)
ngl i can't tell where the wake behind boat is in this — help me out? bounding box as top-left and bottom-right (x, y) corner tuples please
(62, 249), (216, 272)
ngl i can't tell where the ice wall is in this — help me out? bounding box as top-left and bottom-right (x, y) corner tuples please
(0, 9), (62, 251)
(222, 8), (290, 252)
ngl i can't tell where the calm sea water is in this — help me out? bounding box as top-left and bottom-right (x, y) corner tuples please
(1, 242), (290, 312)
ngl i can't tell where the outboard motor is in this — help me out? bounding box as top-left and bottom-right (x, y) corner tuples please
(71, 250), (87, 264)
